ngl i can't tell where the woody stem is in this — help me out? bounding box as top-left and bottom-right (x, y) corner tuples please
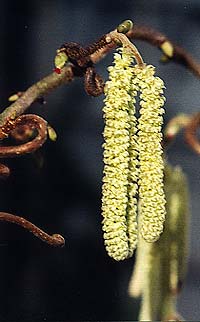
(0, 212), (65, 246)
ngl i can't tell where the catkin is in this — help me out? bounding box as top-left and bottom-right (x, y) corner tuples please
(102, 48), (166, 259)
(134, 65), (166, 242)
(102, 48), (139, 261)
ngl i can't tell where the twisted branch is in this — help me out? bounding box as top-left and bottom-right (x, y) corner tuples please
(0, 20), (199, 248)
(0, 212), (65, 246)
(0, 66), (73, 128)
(0, 22), (199, 128)
(128, 25), (200, 78)
(0, 114), (47, 157)
(0, 114), (65, 246)
(0, 114), (48, 178)
(91, 24), (200, 79)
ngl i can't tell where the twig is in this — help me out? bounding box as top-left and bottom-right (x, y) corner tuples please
(0, 23), (199, 130)
(0, 114), (47, 157)
(0, 65), (73, 128)
(92, 24), (200, 78)
(128, 25), (200, 78)
(0, 212), (65, 246)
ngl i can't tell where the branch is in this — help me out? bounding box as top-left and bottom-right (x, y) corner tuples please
(0, 22), (199, 131)
(0, 212), (65, 246)
(0, 114), (47, 157)
(128, 25), (200, 78)
(92, 24), (200, 78)
(0, 65), (74, 128)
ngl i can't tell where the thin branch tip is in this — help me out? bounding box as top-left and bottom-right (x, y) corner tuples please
(0, 212), (65, 247)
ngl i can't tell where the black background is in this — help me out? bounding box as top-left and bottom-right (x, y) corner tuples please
(0, 1), (199, 321)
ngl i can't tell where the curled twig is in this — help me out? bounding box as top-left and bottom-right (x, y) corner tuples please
(185, 112), (200, 154)
(0, 114), (47, 157)
(0, 212), (65, 246)
(84, 66), (104, 96)
(10, 123), (35, 143)
(57, 42), (105, 96)
(0, 114), (64, 247)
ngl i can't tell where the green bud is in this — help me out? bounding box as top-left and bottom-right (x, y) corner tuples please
(117, 20), (133, 34)
(54, 51), (68, 69)
(8, 94), (19, 102)
(47, 125), (57, 141)
(160, 41), (174, 58)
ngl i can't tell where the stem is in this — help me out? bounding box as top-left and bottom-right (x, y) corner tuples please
(0, 212), (65, 246)
(0, 114), (47, 157)
(127, 24), (200, 78)
(0, 22), (199, 130)
(0, 65), (73, 127)
(92, 24), (200, 78)
(106, 30), (144, 66)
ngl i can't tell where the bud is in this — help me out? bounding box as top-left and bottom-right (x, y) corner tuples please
(54, 51), (68, 70)
(160, 41), (174, 58)
(117, 19), (133, 34)
(8, 92), (23, 102)
(47, 125), (57, 141)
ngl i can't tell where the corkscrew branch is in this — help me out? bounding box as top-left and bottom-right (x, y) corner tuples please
(0, 212), (65, 247)
(0, 21), (199, 129)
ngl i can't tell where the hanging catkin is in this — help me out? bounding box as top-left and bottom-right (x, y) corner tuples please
(102, 44), (166, 260)
(135, 65), (166, 242)
(102, 47), (139, 261)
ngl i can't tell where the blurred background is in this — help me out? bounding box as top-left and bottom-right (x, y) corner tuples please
(0, 0), (199, 321)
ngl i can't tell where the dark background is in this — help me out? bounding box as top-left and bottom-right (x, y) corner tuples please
(0, 0), (199, 321)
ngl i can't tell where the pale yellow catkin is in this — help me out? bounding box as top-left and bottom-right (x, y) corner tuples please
(102, 47), (139, 261)
(133, 65), (166, 242)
